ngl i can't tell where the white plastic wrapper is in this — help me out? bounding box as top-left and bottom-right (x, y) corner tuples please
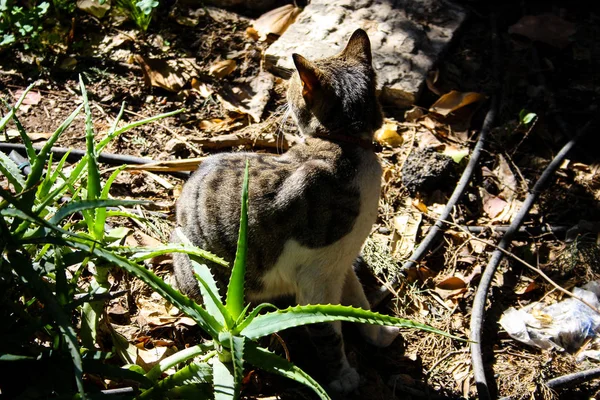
(500, 281), (600, 359)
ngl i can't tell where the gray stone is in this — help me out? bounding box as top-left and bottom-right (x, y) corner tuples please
(264, 0), (467, 107)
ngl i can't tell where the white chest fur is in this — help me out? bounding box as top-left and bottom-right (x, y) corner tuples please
(248, 150), (382, 303)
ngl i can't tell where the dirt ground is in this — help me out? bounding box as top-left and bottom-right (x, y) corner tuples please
(1, 0), (600, 399)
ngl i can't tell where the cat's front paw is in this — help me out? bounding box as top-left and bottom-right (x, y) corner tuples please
(363, 325), (400, 348)
(328, 365), (360, 395)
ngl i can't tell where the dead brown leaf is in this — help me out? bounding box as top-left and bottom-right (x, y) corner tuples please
(404, 106), (425, 122)
(480, 188), (508, 219)
(209, 59), (237, 79)
(135, 55), (200, 92)
(426, 69), (443, 96)
(515, 279), (539, 296)
(13, 89), (41, 113)
(434, 286), (468, 300)
(508, 14), (576, 49)
(252, 4), (301, 41)
(494, 154), (518, 201)
(437, 276), (467, 290)
(391, 211), (422, 260)
(216, 71), (274, 122)
(77, 0), (110, 18)
(429, 91), (486, 117)
(375, 122), (404, 147)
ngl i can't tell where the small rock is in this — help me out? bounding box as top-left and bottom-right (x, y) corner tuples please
(401, 147), (456, 195)
(165, 138), (186, 153)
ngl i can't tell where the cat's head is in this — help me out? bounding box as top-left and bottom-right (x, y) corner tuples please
(287, 29), (383, 140)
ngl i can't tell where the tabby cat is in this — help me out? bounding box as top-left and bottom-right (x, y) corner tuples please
(172, 28), (399, 394)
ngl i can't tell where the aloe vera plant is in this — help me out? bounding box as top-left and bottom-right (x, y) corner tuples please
(0, 80), (195, 399)
(129, 161), (459, 400)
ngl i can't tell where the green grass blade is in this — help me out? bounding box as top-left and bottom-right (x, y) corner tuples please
(37, 150), (70, 201)
(10, 112), (36, 161)
(7, 251), (87, 399)
(0, 151), (25, 192)
(25, 103), (83, 194)
(0, 82), (35, 130)
(213, 355), (236, 400)
(127, 243), (228, 267)
(96, 108), (184, 153)
(243, 339), (330, 400)
(192, 261), (232, 328)
(240, 304), (462, 341)
(49, 199), (148, 225)
(79, 76), (103, 239)
(66, 238), (223, 338)
(225, 160), (249, 320)
(100, 165), (127, 200)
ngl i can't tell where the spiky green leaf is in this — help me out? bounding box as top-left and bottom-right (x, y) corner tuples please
(66, 238), (223, 338)
(128, 243), (228, 267)
(7, 251), (86, 399)
(0, 82), (35, 130)
(243, 339), (329, 400)
(192, 261), (232, 327)
(240, 304), (460, 340)
(225, 160), (249, 320)
(213, 356), (236, 400)
(138, 362), (213, 399)
(0, 150), (26, 192)
(49, 199), (147, 225)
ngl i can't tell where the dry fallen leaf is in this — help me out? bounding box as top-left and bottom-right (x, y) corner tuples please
(216, 71), (274, 123)
(77, 0), (111, 18)
(429, 90), (486, 117)
(135, 55), (199, 92)
(515, 279), (539, 296)
(209, 59), (237, 79)
(13, 89), (42, 113)
(404, 106), (425, 122)
(494, 154), (518, 201)
(375, 122), (404, 147)
(252, 4), (302, 41)
(508, 14), (576, 49)
(412, 198), (428, 213)
(426, 69), (443, 96)
(480, 188), (508, 219)
(437, 276), (467, 290)
(391, 211), (422, 260)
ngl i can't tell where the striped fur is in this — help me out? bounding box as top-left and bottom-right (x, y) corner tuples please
(172, 29), (398, 395)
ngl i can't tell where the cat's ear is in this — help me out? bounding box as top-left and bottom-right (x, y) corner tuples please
(292, 53), (320, 101)
(341, 28), (372, 64)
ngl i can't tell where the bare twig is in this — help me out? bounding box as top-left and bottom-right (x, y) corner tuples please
(190, 131), (301, 150)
